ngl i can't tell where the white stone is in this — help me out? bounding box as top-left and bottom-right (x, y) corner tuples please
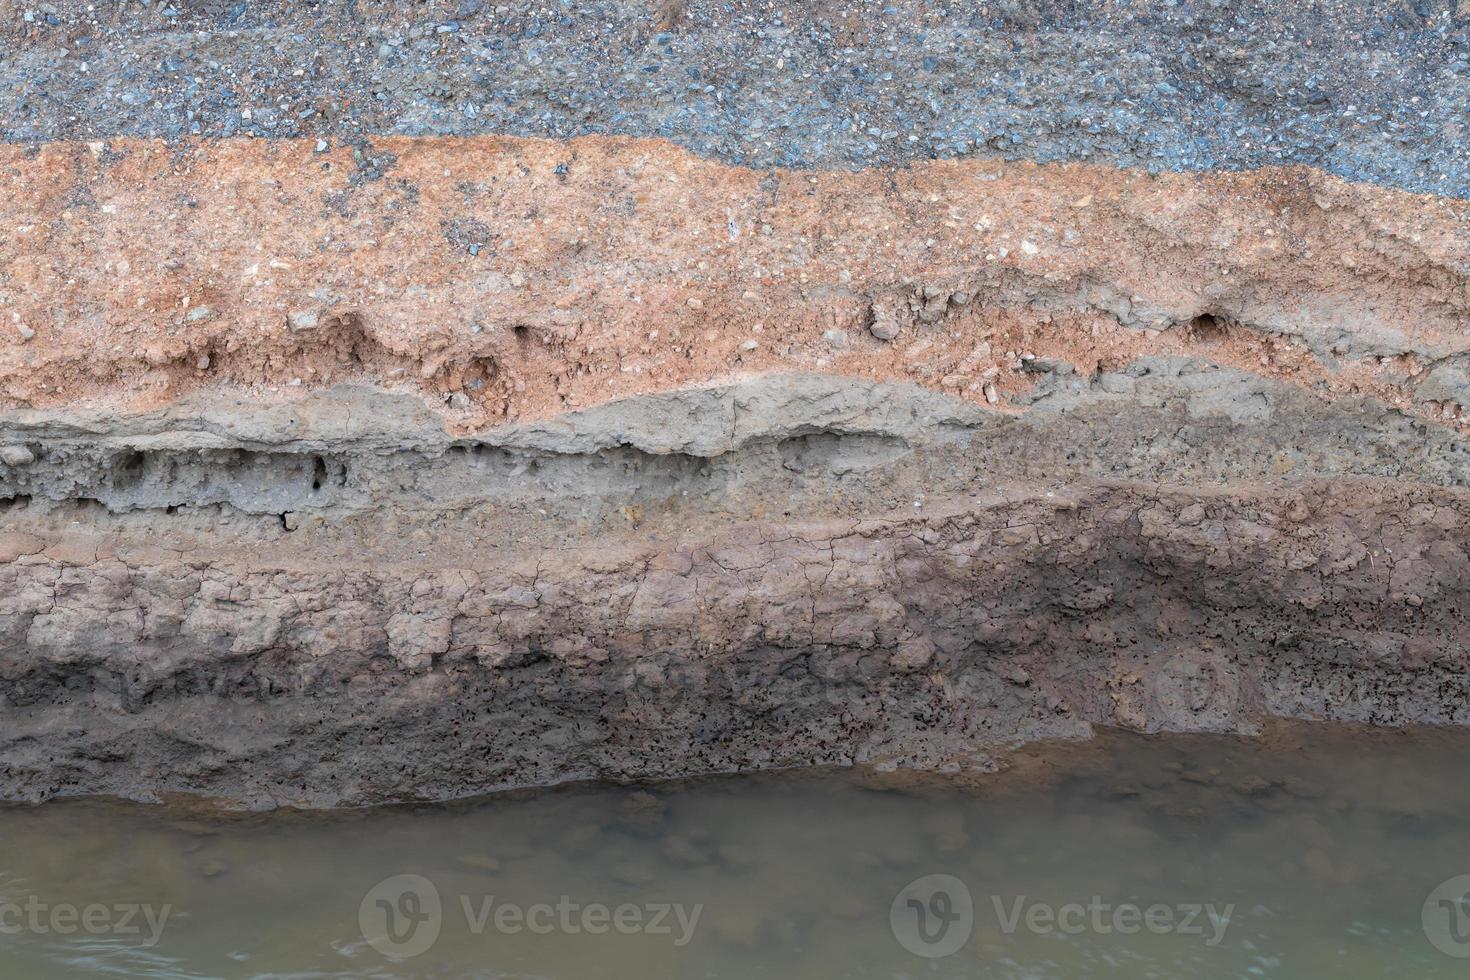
(287, 310), (319, 332)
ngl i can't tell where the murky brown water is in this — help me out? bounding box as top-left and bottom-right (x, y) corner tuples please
(3, 723), (1470, 978)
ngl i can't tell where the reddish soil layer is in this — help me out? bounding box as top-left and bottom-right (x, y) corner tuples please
(2, 136), (1466, 429)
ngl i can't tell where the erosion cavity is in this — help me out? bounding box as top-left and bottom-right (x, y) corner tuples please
(0, 447), (351, 515)
(778, 431), (909, 474)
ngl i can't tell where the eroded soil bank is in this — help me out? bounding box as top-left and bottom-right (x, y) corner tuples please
(1, 130), (1468, 805)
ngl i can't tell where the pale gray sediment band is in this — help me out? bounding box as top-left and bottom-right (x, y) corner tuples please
(2, 0), (1467, 195)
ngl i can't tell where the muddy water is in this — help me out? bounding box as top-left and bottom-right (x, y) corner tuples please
(3, 724), (1470, 978)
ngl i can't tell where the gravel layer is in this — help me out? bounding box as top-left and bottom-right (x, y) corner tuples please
(2, 0), (1467, 195)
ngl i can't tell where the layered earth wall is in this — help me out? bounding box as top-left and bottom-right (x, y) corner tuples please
(2, 1), (1469, 805)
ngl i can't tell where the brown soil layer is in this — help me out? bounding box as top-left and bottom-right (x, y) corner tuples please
(5, 478), (1470, 807)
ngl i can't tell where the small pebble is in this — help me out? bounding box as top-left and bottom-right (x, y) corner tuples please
(869, 312), (901, 342)
(0, 445), (34, 467)
(287, 310), (319, 331)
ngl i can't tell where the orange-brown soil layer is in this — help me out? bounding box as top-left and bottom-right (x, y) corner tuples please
(2, 135), (1467, 431)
